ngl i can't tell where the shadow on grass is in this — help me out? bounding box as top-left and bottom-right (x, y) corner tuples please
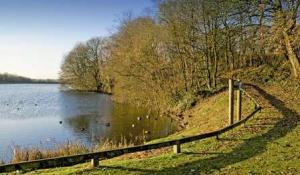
(83, 85), (299, 174)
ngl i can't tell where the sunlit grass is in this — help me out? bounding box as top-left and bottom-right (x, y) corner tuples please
(22, 73), (300, 175)
(8, 136), (145, 164)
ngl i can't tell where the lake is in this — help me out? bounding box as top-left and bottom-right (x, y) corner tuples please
(0, 84), (177, 161)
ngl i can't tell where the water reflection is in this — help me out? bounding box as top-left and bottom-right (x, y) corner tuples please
(61, 102), (176, 146)
(0, 84), (177, 161)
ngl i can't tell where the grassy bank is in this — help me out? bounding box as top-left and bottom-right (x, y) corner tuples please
(4, 65), (300, 175)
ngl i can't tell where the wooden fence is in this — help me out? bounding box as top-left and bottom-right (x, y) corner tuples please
(0, 79), (262, 173)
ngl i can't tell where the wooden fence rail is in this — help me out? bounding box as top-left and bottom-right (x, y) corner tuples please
(0, 80), (262, 173)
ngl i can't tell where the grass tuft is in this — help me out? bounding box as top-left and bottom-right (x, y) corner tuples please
(9, 136), (145, 164)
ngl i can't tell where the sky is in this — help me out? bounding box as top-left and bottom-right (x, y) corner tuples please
(0, 0), (153, 79)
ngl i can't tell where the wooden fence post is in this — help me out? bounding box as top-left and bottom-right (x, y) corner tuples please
(228, 79), (234, 125)
(237, 80), (242, 121)
(91, 157), (99, 168)
(173, 142), (181, 154)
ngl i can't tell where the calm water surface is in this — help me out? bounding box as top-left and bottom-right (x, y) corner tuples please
(0, 84), (177, 161)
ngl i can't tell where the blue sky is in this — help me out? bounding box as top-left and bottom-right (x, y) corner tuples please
(0, 0), (153, 79)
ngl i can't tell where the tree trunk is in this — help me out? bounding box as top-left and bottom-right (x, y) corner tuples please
(283, 31), (300, 79)
(212, 43), (218, 88)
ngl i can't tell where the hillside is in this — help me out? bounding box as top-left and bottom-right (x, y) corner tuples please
(1, 0), (300, 174)
(0, 73), (58, 84)
(22, 65), (300, 174)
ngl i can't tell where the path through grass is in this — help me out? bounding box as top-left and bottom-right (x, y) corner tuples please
(10, 83), (300, 175)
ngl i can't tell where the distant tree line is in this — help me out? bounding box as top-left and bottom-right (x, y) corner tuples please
(0, 73), (58, 84)
(60, 0), (300, 111)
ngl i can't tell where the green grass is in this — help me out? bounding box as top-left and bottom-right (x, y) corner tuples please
(4, 65), (300, 175)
